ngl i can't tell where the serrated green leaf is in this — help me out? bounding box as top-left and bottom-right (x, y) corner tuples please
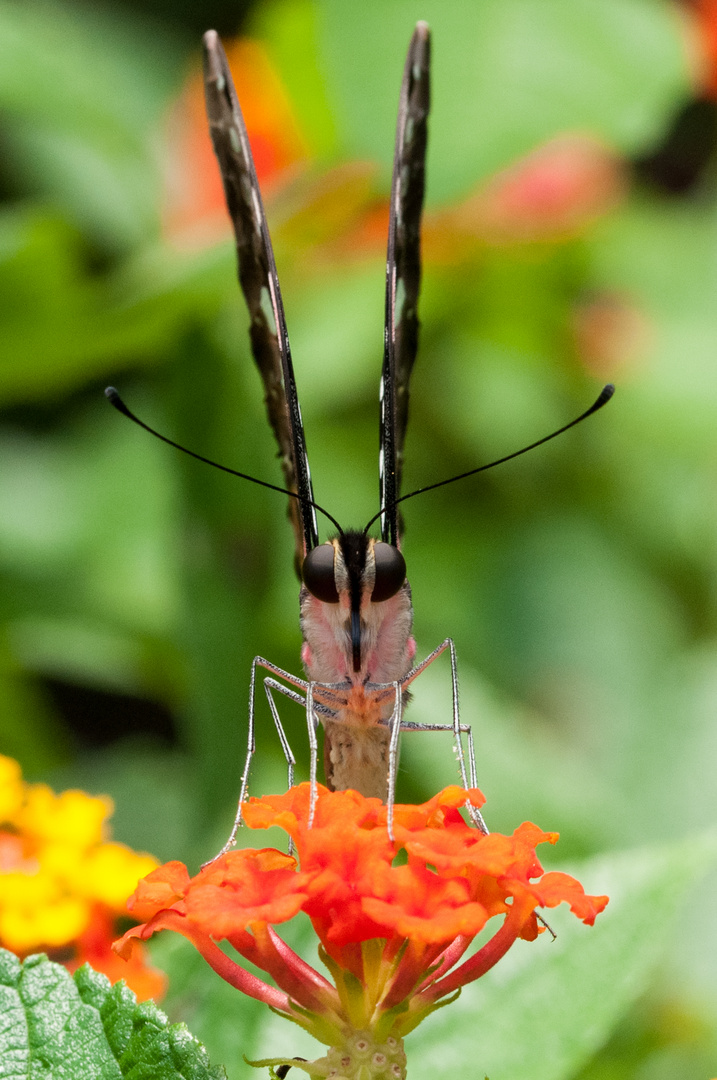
(0, 950), (228, 1079)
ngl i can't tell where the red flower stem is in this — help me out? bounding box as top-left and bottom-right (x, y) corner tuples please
(159, 912), (291, 1011)
(266, 925), (339, 1000)
(231, 924), (341, 1015)
(415, 934), (472, 992)
(419, 896), (535, 1003)
(382, 940), (442, 1011)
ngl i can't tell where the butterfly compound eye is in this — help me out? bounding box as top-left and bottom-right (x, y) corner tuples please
(302, 544), (340, 603)
(371, 542), (406, 603)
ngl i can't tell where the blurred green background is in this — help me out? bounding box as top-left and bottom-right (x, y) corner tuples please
(1, 0), (716, 1076)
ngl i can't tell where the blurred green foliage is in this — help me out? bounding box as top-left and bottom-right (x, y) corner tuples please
(1, 0), (716, 1077)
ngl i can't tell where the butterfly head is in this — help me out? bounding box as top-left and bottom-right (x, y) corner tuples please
(302, 532), (407, 672)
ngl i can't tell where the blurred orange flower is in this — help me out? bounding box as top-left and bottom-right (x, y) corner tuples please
(688, 0), (717, 97)
(572, 290), (652, 378)
(0, 754), (164, 1000)
(164, 37), (308, 244)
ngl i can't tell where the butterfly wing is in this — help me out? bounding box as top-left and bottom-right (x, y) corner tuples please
(202, 32), (319, 567)
(380, 22), (431, 548)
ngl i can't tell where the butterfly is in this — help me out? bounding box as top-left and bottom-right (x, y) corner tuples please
(108, 22), (612, 851)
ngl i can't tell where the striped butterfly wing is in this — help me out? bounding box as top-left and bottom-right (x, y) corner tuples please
(380, 22), (431, 549)
(202, 32), (319, 567)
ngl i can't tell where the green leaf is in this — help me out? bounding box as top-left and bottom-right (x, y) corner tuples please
(315, 0), (691, 201)
(407, 831), (717, 1080)
(0, 403), (180, 657)
(0, 209), (221, 406)
(253, 0), (339, 160)
(0, 636), (66, 775)
(589, 198), (717, 441)
(0, 949), (228, 1079)
(0, 0), (184, 251)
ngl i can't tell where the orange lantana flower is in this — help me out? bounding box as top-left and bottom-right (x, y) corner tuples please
(115, 784), (607, 1077)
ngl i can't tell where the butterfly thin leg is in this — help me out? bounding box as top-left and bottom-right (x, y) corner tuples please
(227, 674), (306, 858)
(400, 638), (488, 833)
(245, 657), (308, 800)
(204, 656), (262, 863)
(306, 682), (321, 827)
(399, 718), (475, 774)
(263, 677), (313, 856)
(386, 681), (403, 840)
(386, 713), (486, 832)
(205, 657), (310, 865)
(443, 638), (488, 832)
(262, 678), (303, 791)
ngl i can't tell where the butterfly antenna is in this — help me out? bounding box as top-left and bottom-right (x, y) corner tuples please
(105, 388), (343, 536)
(364, 384), (614, 534)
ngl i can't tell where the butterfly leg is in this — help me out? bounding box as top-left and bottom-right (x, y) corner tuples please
(443, 638), (488, 833)
(401, 639), (488, 833)
(306, 682), (320, 827)
(262, 677), (311, 854)
(204, 657), (309, 865)
(386, 681), (403, 840)
(262, 677), (306, 792)
(247, 658), (308, 806)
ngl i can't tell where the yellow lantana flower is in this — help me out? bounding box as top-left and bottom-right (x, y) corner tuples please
(0, 755), (165, 1000)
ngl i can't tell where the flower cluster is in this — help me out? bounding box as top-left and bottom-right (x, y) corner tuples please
(116, 783), (607, 1077)
(0, 754), (164, 1000)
